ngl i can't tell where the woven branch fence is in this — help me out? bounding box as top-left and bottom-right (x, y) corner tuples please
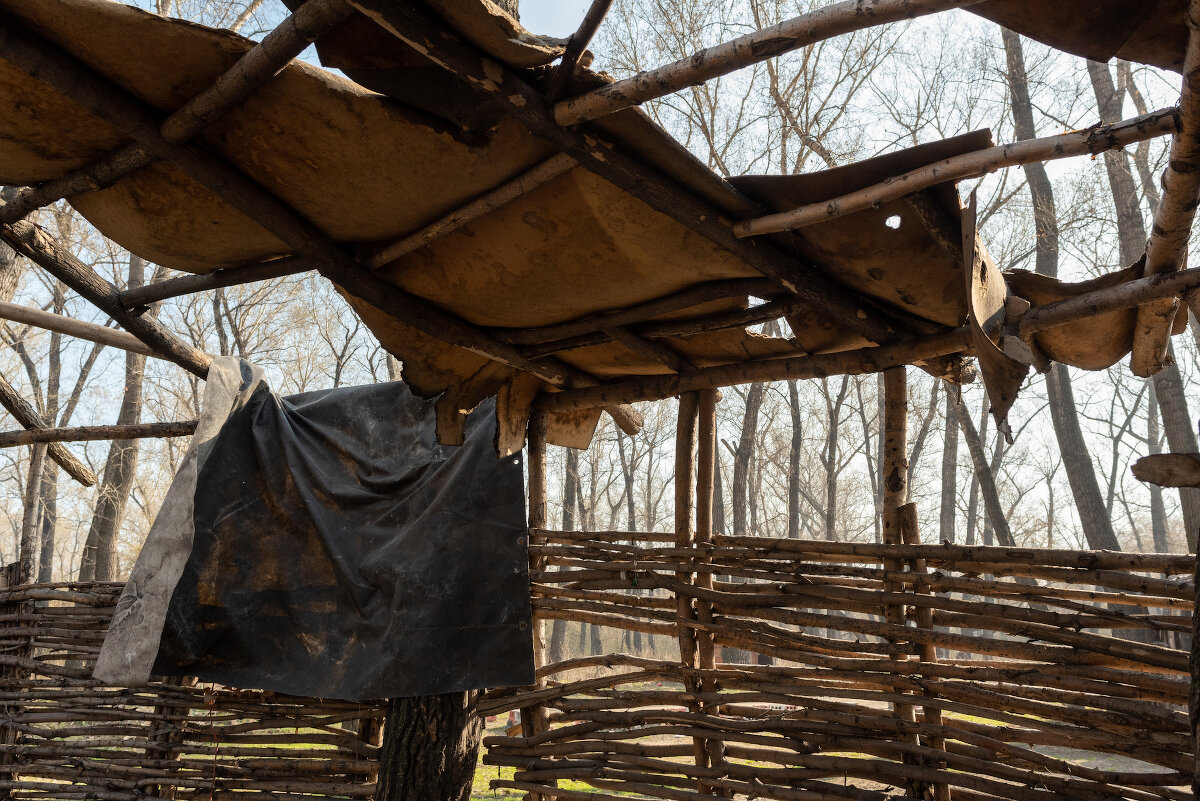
(0, 582), (384, 800)
(482, 530), (1197, 801)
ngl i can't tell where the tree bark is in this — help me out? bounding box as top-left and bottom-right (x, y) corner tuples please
(375, 692), (482, 801)
(79, 254), (148, 581)
(950, 392), (1017, 547)
(18, 444), (45, 584)
(1088, 58), (1200, 548)
(732, 383), (764, 536)
(1004, 29), (1120, 551)
(939, 389), (958, 544)
(1148, 381), (1170, 553)
(787, 380), (802, 538)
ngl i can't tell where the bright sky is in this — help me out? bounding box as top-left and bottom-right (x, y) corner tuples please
(517, 0), (593, 38)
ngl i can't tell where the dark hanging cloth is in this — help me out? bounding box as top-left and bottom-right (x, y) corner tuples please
(96, 357), (533, 701)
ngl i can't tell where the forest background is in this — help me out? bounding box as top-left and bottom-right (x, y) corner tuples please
(2, 0), (1196, 606)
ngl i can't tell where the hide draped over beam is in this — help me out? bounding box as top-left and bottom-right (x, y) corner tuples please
(0, 0), (1193, 450)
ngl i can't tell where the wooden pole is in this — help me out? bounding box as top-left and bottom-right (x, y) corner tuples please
(0, 421), (197, 448)
(522, 413), (550, 749)
(119, 256), (312, 308)
(901, 503), (951, 801)
(538, 328), (972, 412)
(0, 299), (156, 357)
(735, 107), (1178, 237)
(544, 0), (614, 102)
(0, 24), (642, 436)
(881, 368), (918, 801)
(552, 0), (986, 126)
(0, 374), (95, 487)
(365, 155), (577, 267)
(694, 388), (725, 792)
(0, 0), (353, 225)
(673, 392), (708, 782)
(0, 212), (212, 378)
(1131, 0), (1200, 377)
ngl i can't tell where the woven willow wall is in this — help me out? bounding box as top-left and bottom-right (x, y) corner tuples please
(0, 583), (383, 800)
(482, 530), (1195, 801)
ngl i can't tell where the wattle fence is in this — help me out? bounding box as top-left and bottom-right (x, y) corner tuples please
(0, 535), (1193, 800)
(0, 582), (383, 799)
(482, 530), (1196, 801)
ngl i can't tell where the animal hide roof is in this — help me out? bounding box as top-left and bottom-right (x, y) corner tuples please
(0, 0), (1182, 439)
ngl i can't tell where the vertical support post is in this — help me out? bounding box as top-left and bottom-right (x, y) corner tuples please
(881, 367), (920, 796)
(695, 389), (726, 791)
(902, 503), (950, 801)
(523, 411), (549, 739)
(674, 393), (709, 783)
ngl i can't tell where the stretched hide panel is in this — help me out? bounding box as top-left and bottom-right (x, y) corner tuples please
(97, 357), (533, 700)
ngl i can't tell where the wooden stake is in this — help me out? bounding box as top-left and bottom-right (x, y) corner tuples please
(0, 373), (95, 487)
(0, 0), (353, 225)
(553, 0), (986, 126)
(1191, 545), (1200, 798)
(0, 300), (155, 357)
(1132, 0), (1200, 376)
(736, 107), (1178, 237)
(901, 503), (951, 801)
(673, 393), (708, 781)
(0, 421), (197, 448)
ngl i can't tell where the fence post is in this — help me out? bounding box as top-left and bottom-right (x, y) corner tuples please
(902, 504), (950, 801)
(882, 367), (923, 798)
(1190, 545), (1199, 799)
(0, 562), (27, 800)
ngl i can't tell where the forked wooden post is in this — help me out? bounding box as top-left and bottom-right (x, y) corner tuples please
(901, 503), (951, 801)
(673, 393), (709, 781)
(881, 367), (920, 797)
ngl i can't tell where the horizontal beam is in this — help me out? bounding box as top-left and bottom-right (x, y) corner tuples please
(735, 107), (1180, 237)
(0, 373), (96, 486)
(366, 154), (577, 268)
(0, 420), (197, 448)
(120, 256), (312, 308)
(537, 327), (974, 411)
(553, 0), (986, 126)
(1014, 266), (1200, 337)
(540, 262), (1200, 410)
(0, 299), (155, 357)
(0, 0), (352, 225)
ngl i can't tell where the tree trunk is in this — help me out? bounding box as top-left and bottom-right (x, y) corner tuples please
(18, 444), (45, 584)
(1087, 58), (1200, 549)
(939, 389), (958, 544)
(732, 383), (765, 536)
(1148, 381), (1170, 553)
(950, 392), (1016, 547)
(80, 254), (148, 581)
(375, 692), (482, 801)
(36, 469), (57, 583)
(787, 380), (802, 538)
(1004, 29), (1120, 551)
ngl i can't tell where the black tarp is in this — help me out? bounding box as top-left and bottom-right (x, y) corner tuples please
(107, 361), (533, 700)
